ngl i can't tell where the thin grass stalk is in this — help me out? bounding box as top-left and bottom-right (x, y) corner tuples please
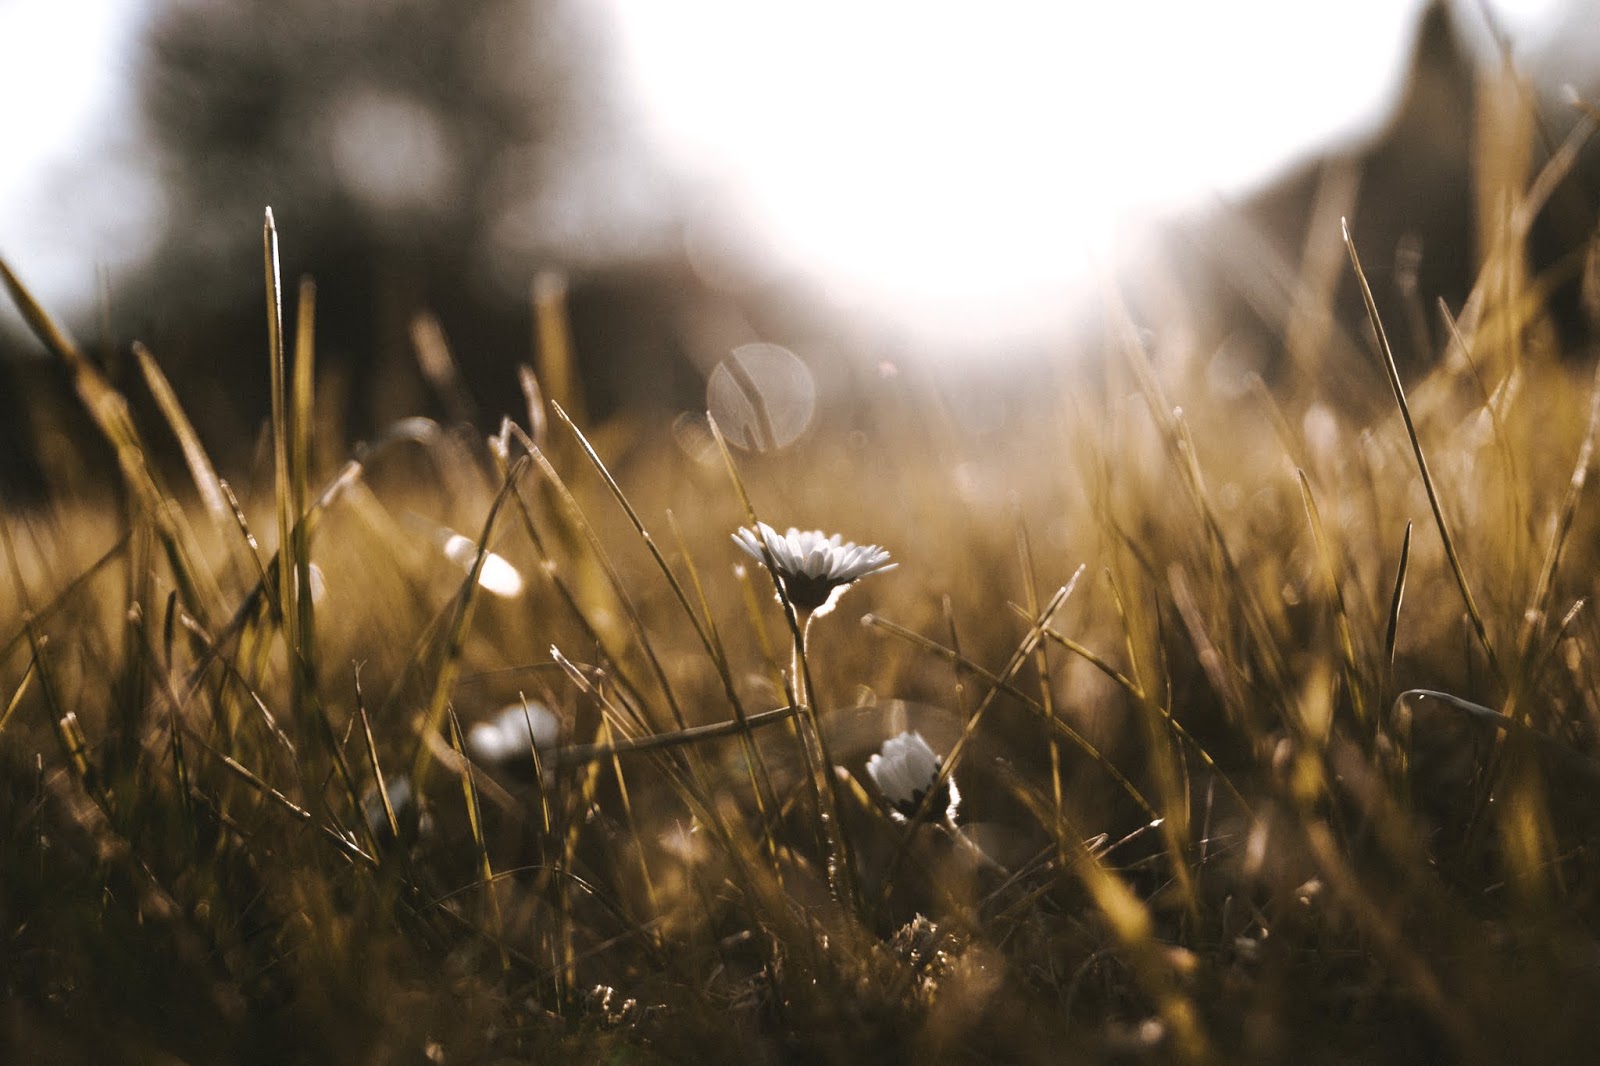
(507, 449), (779, 916)
(290, 276), (319, 717)
(1383, 521), (1413, 678)
(1014, 519), (1066, 841)
(1344, 218), (1503, 685)
(1506, 359), (1600, 728)
(311, 689), (379, 859)
(665, 509), (784, 873)
(1168, 407), (1294, 702)
(517, 364), (549, 449)
(520, 440), (690, 736)
(0, 652), (36, 738)
(198, 738), (376, 869)
(410, 312), (476, 424)
(541, 644), (772, 920)
(514, 692), (562, 1004)
(555, 691), (609, 1001)
(545, 644), (773, 927)
(1167, 563), (1250, 722)
(133, 341), (230, 528)
(115, 514), (154, 783)
(1438, 303), (1526, 551)
(448, 706), (509, 973)
(1025, 793), (1213, 1063)
(0, 534), (130, 664)
(532, 272), (585, 430)
(518, 693), (553, 858)
(159, 591), (196, 835)
(355, 672), (400, 844)
(1031, 620), (1251, 817)
(1297, 470), (1371, 732)
(0, 256), (220, 626)
(495, 421), (654, 737)
(176, 611), (297, 758)
(1524, 597), (1586, 690)
(941, 594), (971, 717)
(196, 463), (360, 753)
(27, 627), (112, 815)
(217, 478), (279, 622)
(1457, 358), (1599, 873)
(600, 718), (662, 929)
(706, 413), (859, 913)
(1116, 311), (1293, 707)
(409, 454), (531, 791)
(551, 402), (781, 837)
(733, 557), (784, 690)
(1100, 567), (1201, 918)
(864, 598), (1157, 821)
(263, 209), (302, 727)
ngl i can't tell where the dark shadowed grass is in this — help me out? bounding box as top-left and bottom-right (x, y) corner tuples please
(8, 146), (1600, 1066)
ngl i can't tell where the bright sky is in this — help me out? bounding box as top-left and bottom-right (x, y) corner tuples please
(601, 0), (1571, 351)
(0, 0), (159, 317)
(0, 0), (1578, 354)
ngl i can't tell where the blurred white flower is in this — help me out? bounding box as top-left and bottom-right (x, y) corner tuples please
(441, 532), (525, 598)
(865, 730), (959, 823)
(361, 774), (433, 846)
(732, 522), (895, 616)
(467, 701), (561, 766)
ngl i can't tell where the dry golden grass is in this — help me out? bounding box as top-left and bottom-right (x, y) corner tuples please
(7, 125), (1600, 1064)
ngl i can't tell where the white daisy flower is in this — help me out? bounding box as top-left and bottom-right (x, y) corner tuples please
(466, 701), (561, 766)
(441, 532), (525, 598)
(732, 522), (896, 617)
(866, 730), (959, 824)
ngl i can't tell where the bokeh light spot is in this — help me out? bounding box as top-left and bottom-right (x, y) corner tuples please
(706, 342), (817, 451)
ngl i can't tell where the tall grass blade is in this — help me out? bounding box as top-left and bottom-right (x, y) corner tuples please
(354, 670), (400, 844)
(1384, 521), (1413, 674)
(0, 652), (37, 738)
(0, 256), (220, 625)
(133, 342), (230, 527)
(1344, 217), (1503, 685)
(706, 413), (858, 912)
(290, 276), (319, 708)
(263, 207), (311, 746)
(1297, 469), (1370, 730)
(448, 705), (509, 973)
(1509, 360), (1600, 727)
(533, 272), (585, 429)
(409, 455), (531, 791)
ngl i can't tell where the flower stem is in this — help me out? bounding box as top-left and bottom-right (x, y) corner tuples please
(792, 610), (859, 915)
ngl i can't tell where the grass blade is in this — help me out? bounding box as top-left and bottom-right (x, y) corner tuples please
(408, 455), (530, 790)
(1384, 521), (1413, 674)
(1343, 217), (1502, 685)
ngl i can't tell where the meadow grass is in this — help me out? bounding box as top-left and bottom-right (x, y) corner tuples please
(6, 152), (1600, 1064)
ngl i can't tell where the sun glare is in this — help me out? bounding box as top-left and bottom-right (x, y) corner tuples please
(601, 0), (1561, 353)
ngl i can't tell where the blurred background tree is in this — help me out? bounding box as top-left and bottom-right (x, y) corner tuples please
(128, 0), (697, 426)
(0, 0), (825, 497)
